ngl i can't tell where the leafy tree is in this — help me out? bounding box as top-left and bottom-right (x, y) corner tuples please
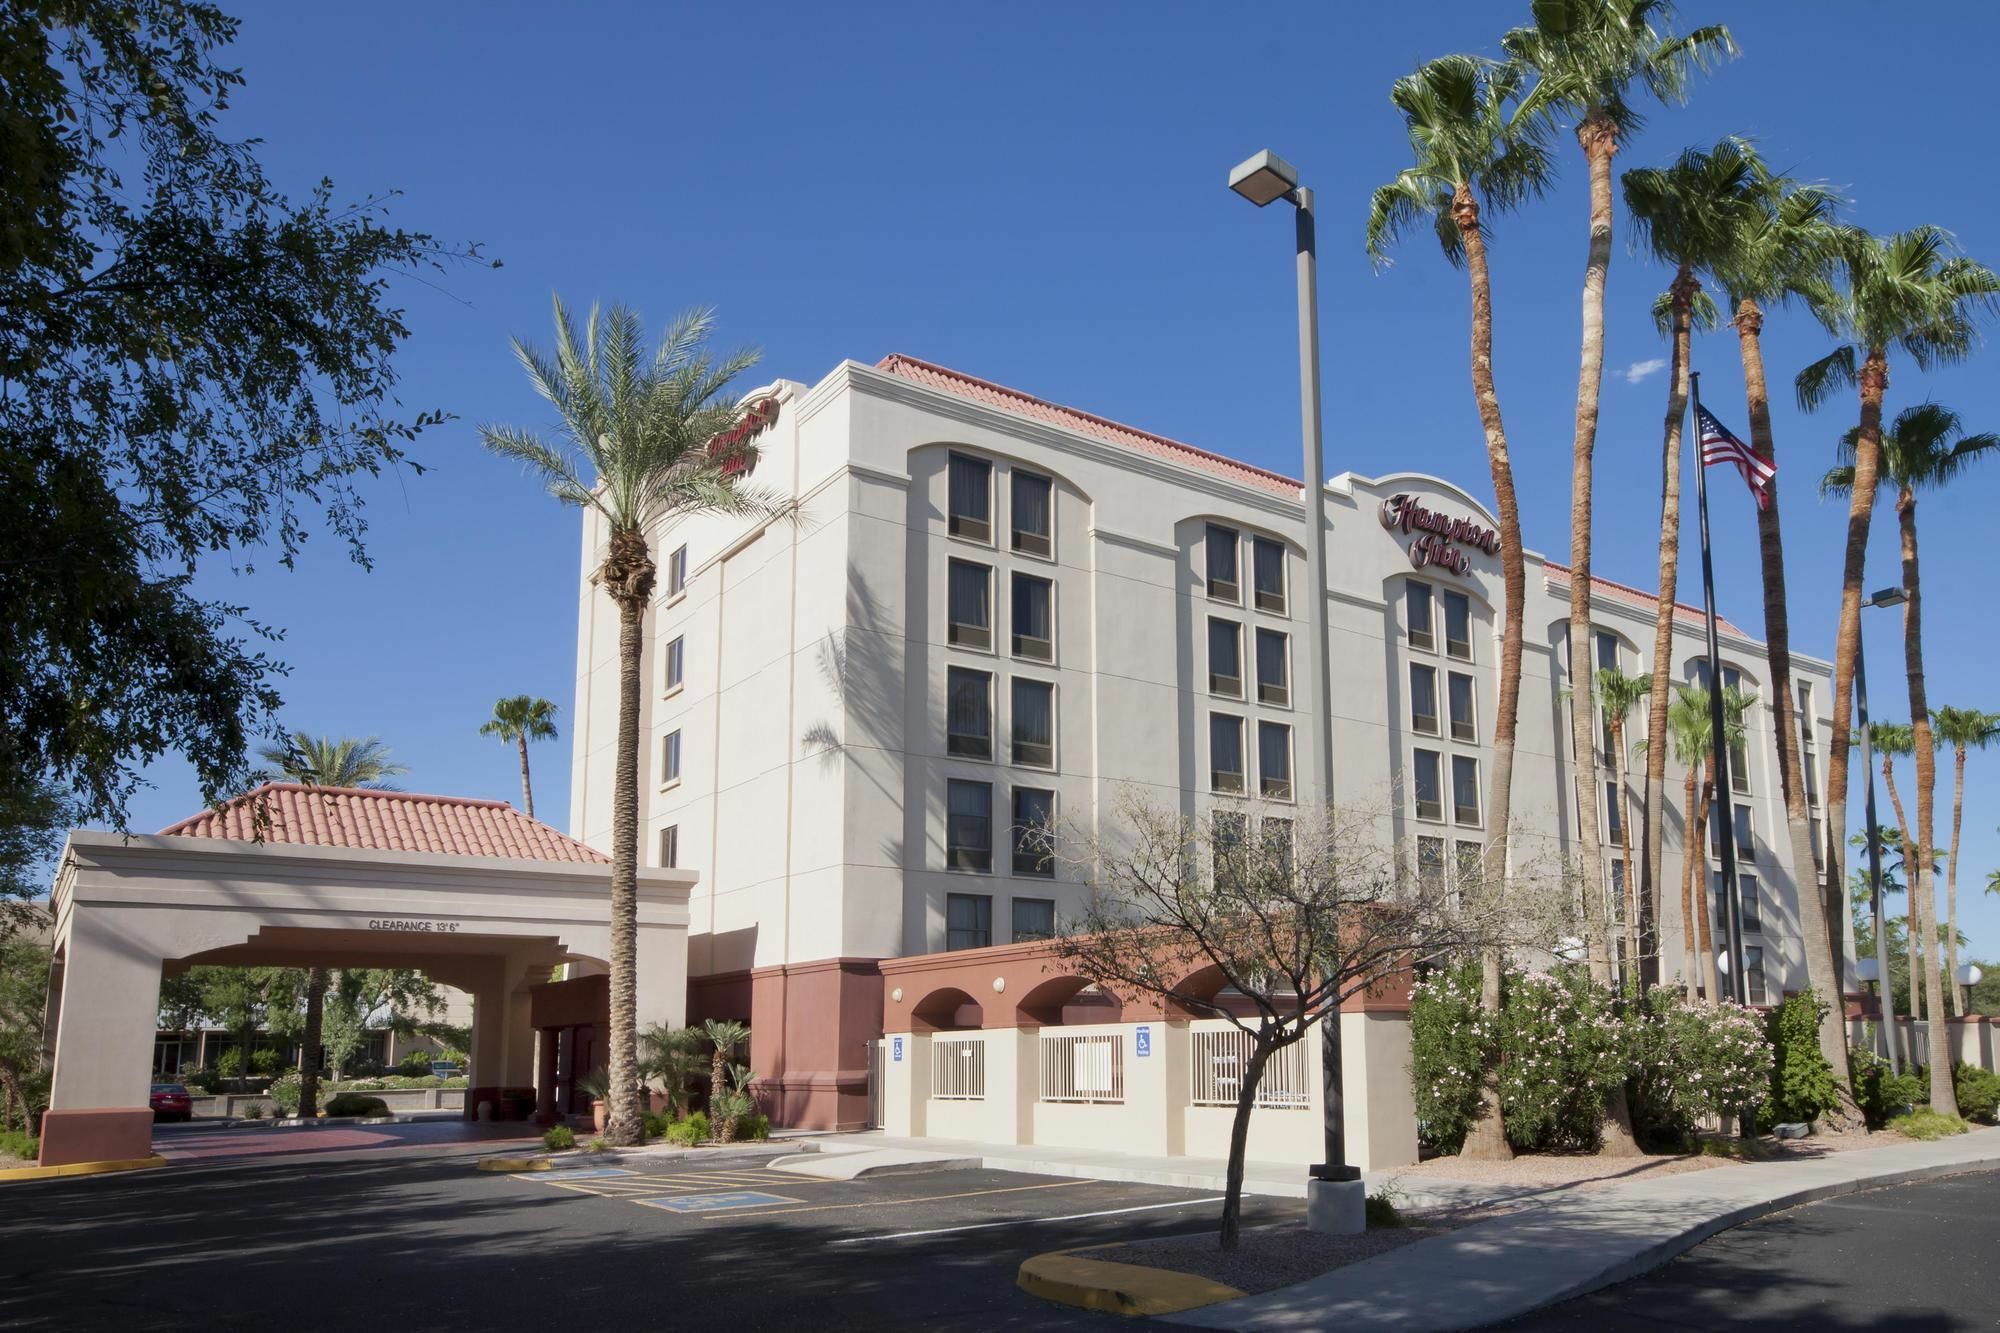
(1928, 707), (1999, 1015)
(1366, 51), (1555, 1163)
(701, 1019), (751, 1131)
(638, 1024), (707, 1119)
(0, 783), (67, 937)
(480, 697), (560, 820)
(0, 929), (52, 1135)
(1655, 684), (1750, 999)
(481, 301), (783, 1145)
(0, 0), (489, 839)
(1860, 721), (1923, 1019)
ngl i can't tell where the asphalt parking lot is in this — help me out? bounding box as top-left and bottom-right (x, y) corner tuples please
(0, 1138), (1299, 1330)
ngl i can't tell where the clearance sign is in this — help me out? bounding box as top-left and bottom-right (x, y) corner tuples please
(1378, 492), (1500, 576)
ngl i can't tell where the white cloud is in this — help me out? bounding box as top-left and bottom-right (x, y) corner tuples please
(1622, 357), (1667, 385)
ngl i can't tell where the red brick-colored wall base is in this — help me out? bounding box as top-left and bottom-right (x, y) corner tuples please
(751, 1072), (873, 1132)
(690, 957), (882, 1131)
(39, 1108), (154, 1166)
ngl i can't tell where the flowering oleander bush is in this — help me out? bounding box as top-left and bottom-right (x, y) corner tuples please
(1627, 987), (1772, 1143)
(1408, 962), (1491, 1155)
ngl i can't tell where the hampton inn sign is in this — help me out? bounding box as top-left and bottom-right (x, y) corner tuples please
(1378, 492), (1501, 576)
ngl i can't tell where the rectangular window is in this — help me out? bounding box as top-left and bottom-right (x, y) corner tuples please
(1722, 666), (1750, 792)
(1406, 581), (1434, 651)
(1262, 817), (1295, 881)
(1011, 678), (1055, 769)
(1205, 524), (1239, 602)
(1258, 721), (1293, 800)
(1442, 590), (1472, 661)
(1012, 897), (1056, 941)
(1596, 630), (1620, 672)
(1212, 810), (1246, 888)
(946, 892), (992, 950)
(1410, 664), (1439, 736)
(1811, 815), (1825, 868)
(1447, 671), (1476, 742)
(1011, 572), (1054, 661)
(660, 730), (682, 786)
(658, 825), (679, 869)
(1413, 748), (1443, 822)
(946, 667), (992, 759)
(1797, 680), (1817, 754)
(1803, 751), (1820, 806)
(1012, 787), (1056, 878)
(1741, 872), (1763, 933)
(1605, 781), (1622, 842)
(1208, 618), (1243, 696)
(947, 560), (991, 650)
(1011, 470), (1053, 557)
(1455, 840), (1483, 892)
(948, 454), (992, 542)
(1210, 714), (1245, 794)
(1252, 537), (1286, 613)
(1452, 754), (1481, 826)
(946, 780), (992, 872)
(667, 544), (689, 597)
(1744, 945), (1767, 1005)
(1255, 628), (1289, 706)
(1417, 835), (1445, 892)
(664, 635), (685, 693)
(1733, 802), (1755, 861)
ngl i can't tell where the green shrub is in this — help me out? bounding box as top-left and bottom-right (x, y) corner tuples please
(1364, 1191), (1406, 1228)
(324, 1093), (389, 1119)
(542, 1125), (575, 1151)
(1888, 1108), (1969, 1141)
(1624, 988), (1772, 1148)
(663, 1112), (710, 1146)
(736, 1111), (770, 1142)
(399, 1049), (440, 1076)
(216, 1049), (243, 1078)
(643, 1111), (672, 1140)
(181, 1067), (221, 1095)
(586, 1137), (606, 1153)
(1408, 961), (1493, 1155)
(1850, 1048), (1927, 1128)
(1953, 1063), (2000, 1124)
(0, 1129), (37, 1161)
(1765, 990), (1839, 1125)
(241, 1100), (266, 1119)
(249, 1048), (280, 1077)
(267, 1072), (303, 1117)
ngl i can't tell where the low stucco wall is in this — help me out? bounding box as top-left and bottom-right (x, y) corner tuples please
(187, 1088), (465, 1118)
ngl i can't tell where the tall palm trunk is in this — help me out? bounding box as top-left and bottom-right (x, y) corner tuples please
(1644, 270), (1695, 986)
(1454, 184), (1519, 1163)
(1946, 745), (1967, 1016)
(1568, 110), (1639, 1156)
(1735, 300), (1856, 1112)
(299, 966), (328, 1119)
(1879, 754), (1920, 1021)
(1609, 714), (1637, 981)
(1694, 769), (1721, 1003)
(1898, 494), (1958, 1115)
(601, 525), (655, 1147)
(517, 734), (536, 820)
(1678, 766), (1699, 986)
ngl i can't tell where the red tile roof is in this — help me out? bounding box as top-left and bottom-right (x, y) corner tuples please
(875, 354), (1303, 498)
(1542, 562), (1748, 638)
(158, 783), (609, 864)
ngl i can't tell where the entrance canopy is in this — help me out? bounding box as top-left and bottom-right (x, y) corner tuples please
(41, 784), (693, 1165)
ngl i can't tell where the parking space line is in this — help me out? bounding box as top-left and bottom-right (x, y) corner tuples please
(698, 1178), (1085, 1220)
(829, 1196), (1227, 1243)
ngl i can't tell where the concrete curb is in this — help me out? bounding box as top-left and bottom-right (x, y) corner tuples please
(1018, 1251), (1245, 1317)
(0, 1154), (169, 1183)
(769, 1149), (979, 1180)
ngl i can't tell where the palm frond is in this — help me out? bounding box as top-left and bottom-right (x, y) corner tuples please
(1795, 345), (1857, 412)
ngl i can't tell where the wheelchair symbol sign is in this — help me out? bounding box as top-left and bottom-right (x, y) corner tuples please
(892, 1037), (904, 1062)
(1135, 1025), (1152, 1058)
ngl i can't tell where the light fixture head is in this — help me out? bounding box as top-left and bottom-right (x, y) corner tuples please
(1228, 150), (1299, 207)
(1865, 586), (1908, 609)
(1855, 957), (1881, 982)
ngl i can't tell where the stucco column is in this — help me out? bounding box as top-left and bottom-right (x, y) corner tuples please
(48, 914), (165, 1111)
(982, 1028), (1033, 1145)
(1343, 1010), (1417, 1171)
(635, 922), (688, 1034)
(883, 1033), (924, 1136)
(534, 1029), (559, 1122)
(1120, 1020), (1173, 1156)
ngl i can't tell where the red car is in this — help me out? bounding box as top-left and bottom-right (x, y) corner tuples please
(150, 1083), (193, 1122)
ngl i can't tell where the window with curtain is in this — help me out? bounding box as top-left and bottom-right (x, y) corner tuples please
(1012, 786), (1055, 877)
(1413, 749), (1442, 821)
(1442, 590), (1472, 660)
(661, 730), (682, 785)
(1011, 679), (1055, 768)
(1451, 754), (1480, 826)
(946, 892), (992, 949)
(1406, 580), (1434, 651)
(1011, 897), (1055, 940)
(1208, 618), (1242, 696)
(948, 454), (991, 541)
(1210, 714), (1245, 793)
(1255, 628), (1288, 706)
(1012, 572), (1053, 661)
(1417, 835), (1445, 891)
(1715, 871), (1763, 933)
(664, 635), (684, 693)
(948, 560), (991, 649)
(1733, 803), (1755, 861)
(946, 667), (991, 758)
(1252, 537), (1285, 613)
(1447, 671), (1475, 742)
(1258, 721), (1292, 800)
(1410, 664), (1439, 735)
(1011, 471), (1052, 556)
(1205, 524), (1239, 601)
(946, 780), (992, 872)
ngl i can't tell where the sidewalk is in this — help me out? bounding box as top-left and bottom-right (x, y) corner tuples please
(1161, 1127), (2000, 1331)
(818, 1132), (1345, 1198)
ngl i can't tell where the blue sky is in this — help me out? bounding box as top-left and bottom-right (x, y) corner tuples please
(120, 1), (2000, 958)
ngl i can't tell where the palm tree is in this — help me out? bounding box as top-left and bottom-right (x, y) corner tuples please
(1860, 722), (1921, 1020)
(480, 696), (560, 820)
(481, 300), (782, 1146)
(1798, 225), (1999, 1102)
(1665, 684), (1751, 1000)
(1621, 137), (1766, 960)
(638, 1023), (707, 1119)
(253, 732), (407, 1119)
(1931, 707), (2000, 1016)
(1366, 51), (1556, 1163)
(1596, 667), (1651, 980)
(1825, 405), (1999, 1118)
(1501, 0), (1734, 999)
(701, 1018), (750, 1134)
(257, 733), (409, 789)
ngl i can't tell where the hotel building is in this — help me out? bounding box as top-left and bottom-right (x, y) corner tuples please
(566, 353), (1836, 1133)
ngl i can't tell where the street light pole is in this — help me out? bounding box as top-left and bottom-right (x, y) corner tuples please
(1858, 587), (1907, 1072)
(1229, 151), (1357, 1223)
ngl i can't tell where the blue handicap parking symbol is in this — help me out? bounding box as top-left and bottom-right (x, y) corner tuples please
(892, 1036), (904, 1062)
(1135, 1025), (1152, 1057)
(637, 1191), (799, 1214)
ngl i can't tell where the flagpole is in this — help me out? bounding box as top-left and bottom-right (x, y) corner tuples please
(1689, 370), (1750, 1006)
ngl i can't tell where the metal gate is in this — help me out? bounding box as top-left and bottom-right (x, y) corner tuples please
(864, 1039), (885, 1129)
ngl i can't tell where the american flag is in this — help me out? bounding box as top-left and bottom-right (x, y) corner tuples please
(1697, 405), (1776, 511)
